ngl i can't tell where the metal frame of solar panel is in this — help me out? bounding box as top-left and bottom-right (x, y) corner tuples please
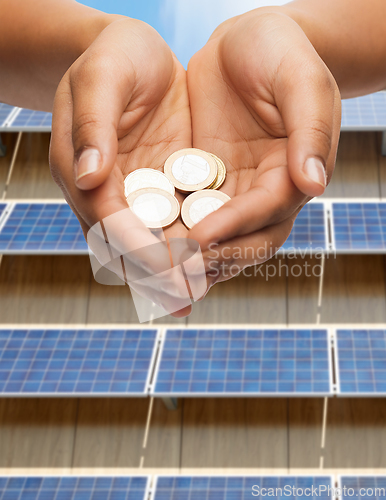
(330, 200), (386, 254)
(0, 327), (159, 397)
(0, 200), (88, 255)
(338, 476), (386, 500)
(0, 476), (151, 500)
(150, 328), (334, 398)
(278, 201), (328, 254)
(151, 475), (335, 500)
(333, 329), (386, 396)
(341, 92), (386, 131)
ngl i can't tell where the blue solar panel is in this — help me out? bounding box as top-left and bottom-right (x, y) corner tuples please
(152, 329), (332, 396)
(282, 203), (327, 252)
(0, 329), (158, 395)
(8, 108), (52, 130)
(0, 202), (88, 254)
(332, 202), (386, 252)
(0, 476), (150, 500)
(335, 329), (386, 395)
(341, 93), (386, 130)
(153, 476), (333, 500)
(0, 103), (15, 127)
(339, 477), (386, 500)
(0, 203), (7, 221)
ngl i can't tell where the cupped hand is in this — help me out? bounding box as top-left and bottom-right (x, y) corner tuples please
(49, 18), (193, 316)
(187, 9), (341, 289)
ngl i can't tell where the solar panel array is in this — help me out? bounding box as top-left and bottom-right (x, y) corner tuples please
(335, 329), (386, 395)
(0, 103), (15, 128)
(331, 202), (386, 252)
(339, 477), (386, 500)
(8, 108), (52, 131)
(0, 329), (157, 395)
(153, 476), (334, 500)
(0, 202), (87, 254)
(281, 203), (327, 252)
(341, 92), (386, 130)
(0, 476), (150, 500)
(151, 329), (332, 396)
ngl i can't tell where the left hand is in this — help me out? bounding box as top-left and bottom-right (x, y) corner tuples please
(187, 9), (341, 291)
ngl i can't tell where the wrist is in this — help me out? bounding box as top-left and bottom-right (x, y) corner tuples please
(76, 13), (126, 57)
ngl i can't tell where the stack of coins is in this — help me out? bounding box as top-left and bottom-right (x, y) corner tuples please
(124, 148), (229, 230)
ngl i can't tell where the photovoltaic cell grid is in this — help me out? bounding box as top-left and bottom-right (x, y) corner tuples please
(0, 103), (15, 127)
(0, 204), (7, 221)
(332, 203), (386, 252)
(281, 203), (326, 252)
(0, 203), (88, 253)
(8, 108), (52, 130)
(339, 477), (386, 500)
(153, 476), (333, 500)
(0, 329), (157, 395)
(0, 477), (150, 500)
(341, 93), (386, 130)
(335, 330), (386, 395)
(152, 329), (332, 396)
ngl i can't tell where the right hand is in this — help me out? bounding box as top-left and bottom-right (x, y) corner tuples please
(49, 18), (194, 317)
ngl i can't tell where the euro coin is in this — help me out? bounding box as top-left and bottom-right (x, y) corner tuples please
(126, 188), (180, 230)
(124, 168), (175, 197)
(164, 148), (218, 193)
(181, 190), (231, 229)
(208, 154), (226, 190)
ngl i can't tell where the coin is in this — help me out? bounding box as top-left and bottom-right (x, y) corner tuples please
(164, 148), (218, 193)
(126, 188), (180, 229)
(208, 154), (226, 190)
(181, 190), (231, 229)
(124, 168), (175, 197)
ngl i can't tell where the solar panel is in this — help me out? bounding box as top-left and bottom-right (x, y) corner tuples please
(281, 203), (327, 253)
(153, 476), (334, 500)
(0, 203), (7, 221)
(0, 103), (15, 128)
(335, 329), (386, 395)
(0, 328), (158, 395)
(339, 477), (386, 500)
(0, 202), (88, 254)
(151, 329), (333, 396)
(8, 108), (52, 131)
(331, 202), (386, 253)
(341, 93), (386, 131)
(0, 476), (150, 500)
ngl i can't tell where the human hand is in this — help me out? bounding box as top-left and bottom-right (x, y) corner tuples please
(187, 9), (341, 290)
(49, 18), (193, 316)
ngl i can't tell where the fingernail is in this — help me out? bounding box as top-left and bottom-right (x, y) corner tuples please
(76, 149), (100, 181)
(303, 158), (326, 188)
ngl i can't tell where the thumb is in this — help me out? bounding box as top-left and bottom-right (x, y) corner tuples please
(277, 60), (341, 197)
(70, 59), (132, 191)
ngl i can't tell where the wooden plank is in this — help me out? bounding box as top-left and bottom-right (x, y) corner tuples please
(187, 258), (287, 324)
(0, 256), (91, 324)
(288, 399), (324, 468)
(322, 132), (380, 198)
(324, 399), (386, 468)
(6, 132), (63, 199)
(287, 256), (322, 324)
(322, 255), (386, 323)
(0, 398), (77, 468)
(180, 398), (288, 468)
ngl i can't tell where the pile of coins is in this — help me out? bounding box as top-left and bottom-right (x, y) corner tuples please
(124, 148), (230, 230)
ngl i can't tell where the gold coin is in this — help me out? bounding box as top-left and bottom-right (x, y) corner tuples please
(124, 168), (175, 197)
(126, 188), (180, 230)
(164, 148), (218, 193)
(181, 190), (231, 229)
(208, 154), (226, 190)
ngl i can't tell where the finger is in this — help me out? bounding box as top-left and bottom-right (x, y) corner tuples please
(274, 48), (341, 197)
(188, 148), (306, 250)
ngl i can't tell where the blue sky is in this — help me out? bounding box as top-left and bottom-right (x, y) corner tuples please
(78, 0), (289, 68)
